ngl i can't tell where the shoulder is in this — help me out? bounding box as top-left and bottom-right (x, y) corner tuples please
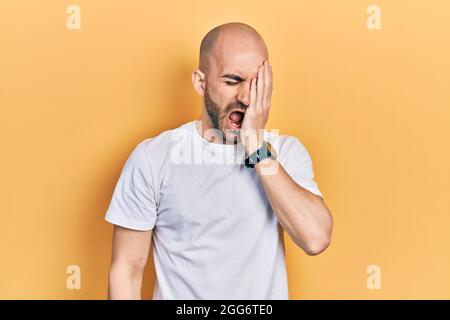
(131, 121), (193, 175)
(137, 121), (191, 158)
(263, 130), (311, 161)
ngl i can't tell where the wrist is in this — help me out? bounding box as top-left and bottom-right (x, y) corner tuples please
(244, 141), (278, 169)
(254, 156), (276, 172)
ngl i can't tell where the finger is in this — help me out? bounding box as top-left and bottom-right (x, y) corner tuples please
(263, 60), (271, 109)
(268, 63), (273, 102)
(256, 63), (265, 112)
(250, 78), (257, 109)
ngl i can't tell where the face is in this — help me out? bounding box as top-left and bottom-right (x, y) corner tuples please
(202, 38), (268, 144)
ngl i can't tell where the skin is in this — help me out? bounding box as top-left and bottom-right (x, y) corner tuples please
(108, 226), (150, 299)
(108, 22), (333, 300)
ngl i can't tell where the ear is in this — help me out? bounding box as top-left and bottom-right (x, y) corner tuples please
(192, 69), (206, 96)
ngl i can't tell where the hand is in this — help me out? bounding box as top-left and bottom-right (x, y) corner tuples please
(240, 60), (273, 155)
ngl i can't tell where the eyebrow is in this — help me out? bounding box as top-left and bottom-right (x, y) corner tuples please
(221, 74), (246, 82)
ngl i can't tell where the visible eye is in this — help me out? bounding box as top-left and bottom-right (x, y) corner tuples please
(225, 81), (239, 86)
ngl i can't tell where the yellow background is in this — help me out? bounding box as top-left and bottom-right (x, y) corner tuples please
(1, 0), (449, 299)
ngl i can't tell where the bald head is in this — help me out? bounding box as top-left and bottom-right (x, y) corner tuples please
(198, 22), (268, 76)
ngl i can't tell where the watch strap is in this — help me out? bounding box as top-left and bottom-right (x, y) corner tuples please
(244, 142), (275, 168)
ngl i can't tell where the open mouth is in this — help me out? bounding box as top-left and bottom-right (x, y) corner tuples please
(227, 110), (245, 130)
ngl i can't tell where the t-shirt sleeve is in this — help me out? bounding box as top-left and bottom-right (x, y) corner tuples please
(279, 137), (323, 198)
(105, 142), (158, 231)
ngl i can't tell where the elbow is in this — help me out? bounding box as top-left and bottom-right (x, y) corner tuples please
(108, 260), (146, 284)
(304, 236), (331, 256)
(303, 228), (332, 256)
(304, 206), (333, 256)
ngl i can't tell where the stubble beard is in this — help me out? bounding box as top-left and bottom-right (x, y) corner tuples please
(204, 85), (241, 144)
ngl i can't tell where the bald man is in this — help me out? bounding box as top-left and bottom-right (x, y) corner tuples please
(105, 22), (333, 300)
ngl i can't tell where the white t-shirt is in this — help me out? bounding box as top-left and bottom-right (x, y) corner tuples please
(105, 120), (323, 300)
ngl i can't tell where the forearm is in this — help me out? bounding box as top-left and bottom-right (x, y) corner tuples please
(255, 158), (333, 255)
(108, 263), (144, 300)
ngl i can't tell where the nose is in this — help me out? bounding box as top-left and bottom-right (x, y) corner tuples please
(236, 81), (251, 107)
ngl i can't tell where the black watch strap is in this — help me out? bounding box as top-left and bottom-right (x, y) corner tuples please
(244, 142), (275, 168)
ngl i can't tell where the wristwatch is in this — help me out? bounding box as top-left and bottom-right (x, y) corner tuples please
(244, 141), (277, 168)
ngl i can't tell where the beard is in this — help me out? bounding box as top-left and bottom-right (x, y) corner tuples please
(204, 84), (246, 144)
(204, 85), (222, 132)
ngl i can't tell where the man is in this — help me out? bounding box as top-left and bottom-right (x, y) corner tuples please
(105, 22), (333, 300)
